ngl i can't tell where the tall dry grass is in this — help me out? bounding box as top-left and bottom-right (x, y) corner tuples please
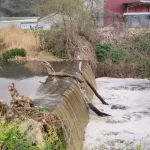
(0, 25), (40, 56)
(97, 60), (138, 78)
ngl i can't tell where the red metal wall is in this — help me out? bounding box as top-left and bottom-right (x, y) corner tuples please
(104, 0), (150, 26)
(105, 0), (140, 14)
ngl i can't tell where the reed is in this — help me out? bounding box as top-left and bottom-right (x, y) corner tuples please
(0, 25), (40, 56)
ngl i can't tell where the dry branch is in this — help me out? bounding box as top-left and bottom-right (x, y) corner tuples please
(79, 61), (109, 105)
(41, 61), (84, 83)
(78, 82), (110, 117)
(81, 73), (109, 105)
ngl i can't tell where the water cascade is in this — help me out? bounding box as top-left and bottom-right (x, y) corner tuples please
(54, 63), (96, 150)
(0, 60), (96, 150)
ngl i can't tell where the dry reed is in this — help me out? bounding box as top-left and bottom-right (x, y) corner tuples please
(97, 60), (138, 78)
(0, 25), (40, 56)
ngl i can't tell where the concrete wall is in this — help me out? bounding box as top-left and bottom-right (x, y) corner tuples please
(124, 13), (150, 27)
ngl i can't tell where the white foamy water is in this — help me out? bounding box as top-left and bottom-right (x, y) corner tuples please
(84, 78), (150, 150)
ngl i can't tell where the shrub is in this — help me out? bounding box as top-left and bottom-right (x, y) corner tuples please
(2, 48), (26, 61)
(131, 32), (150, 55)
(44, 128), (66, 150)
(0, 121), (67, 150)
(95, 43), (111, 62)
(0, 121), (40, 150)
(50, 49), (65, 58)
(111, 47), (122, 64)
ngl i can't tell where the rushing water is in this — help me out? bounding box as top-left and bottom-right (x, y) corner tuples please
(84, 78), (150, 150)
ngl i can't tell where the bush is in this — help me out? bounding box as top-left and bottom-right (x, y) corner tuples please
(131, 32), (150, 55)
(2, 48), (26, 61)
(0, 121), (40, 150)
(0, 121), (67, 150)
(50, 49), (65, 58)
(95, 43), (111, 62)
(44, 128), (66, 150)
(111, 47), (122, 64)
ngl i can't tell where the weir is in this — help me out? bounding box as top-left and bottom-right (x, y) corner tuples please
(53, 63), (96, 150)
(34, 61), (96, 150)
(0, 60), (96, 150)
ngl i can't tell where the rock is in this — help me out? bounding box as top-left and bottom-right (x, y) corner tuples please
(111, 104), (129, 110)
(0, 99), (9, 117)
(19, 118), (44, 147)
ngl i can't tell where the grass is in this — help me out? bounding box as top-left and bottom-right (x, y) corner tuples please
(34, 107), (51, 114)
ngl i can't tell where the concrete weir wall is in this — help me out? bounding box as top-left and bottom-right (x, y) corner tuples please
(54, 63), (96, 150)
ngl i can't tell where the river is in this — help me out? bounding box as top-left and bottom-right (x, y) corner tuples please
(84, 78), (150, 150)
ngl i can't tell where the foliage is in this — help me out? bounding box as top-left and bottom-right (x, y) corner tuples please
(111, 47), (122, 64)
(57, 126), (66, 150)
(33, 0), (99, 60)
(50, 49), (65, 58)
(96, 31), (150, 78)
(95, 43), (111, 62)
(0, 119), (67, 150)
(38, 29), (67, 58)
(2, 48), (26, 61)
(0, 121), (40, 150)
(130, 32), (150, 55)
(137, 58), (150, 78)
(95, 43), (122, 63)
(44, 128), (66, 150)
(34, 107), (51, 114)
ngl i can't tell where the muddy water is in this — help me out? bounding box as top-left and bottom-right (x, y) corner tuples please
(0, 60), (86, 110)
(84, 78), (150, 150)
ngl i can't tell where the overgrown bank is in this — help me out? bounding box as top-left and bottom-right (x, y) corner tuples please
(96, 29), (150, 78)
(0, 82), (66, 150)
(1, 25), (150, 78)
(35, 28), (150, 78)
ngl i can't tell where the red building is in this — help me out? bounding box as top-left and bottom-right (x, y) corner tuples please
(104, 0), (150, 26)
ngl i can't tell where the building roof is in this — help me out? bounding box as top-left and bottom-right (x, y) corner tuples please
(124, 0), (150, 7)
(0, 19), (39, 23)
(0, 17), (40, 21)
(123, 12), (150, 15)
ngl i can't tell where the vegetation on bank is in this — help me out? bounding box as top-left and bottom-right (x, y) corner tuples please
(95, 32), (150, 78)
(0, 113), (66, 150)
(32, 0), (150, 78)
(0, 0), (150, 78)
(2, 48), (26, 61)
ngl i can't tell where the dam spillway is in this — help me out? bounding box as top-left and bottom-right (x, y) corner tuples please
(0, 60), (96, 150)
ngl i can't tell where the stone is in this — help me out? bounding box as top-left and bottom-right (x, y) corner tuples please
(111, 104), (129, 110)
(19, 118), (44, 147)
